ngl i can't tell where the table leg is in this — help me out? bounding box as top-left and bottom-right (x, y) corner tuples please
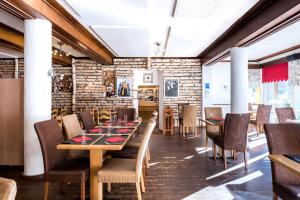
(90, 150), (103, 200)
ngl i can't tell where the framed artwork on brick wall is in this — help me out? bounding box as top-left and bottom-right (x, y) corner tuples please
(164, 78), (179, 97)
(116, 76), (132, 98)
(143, 73), (153, 83)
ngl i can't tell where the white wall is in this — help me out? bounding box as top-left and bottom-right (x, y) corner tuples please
(203, 62), (231, 117)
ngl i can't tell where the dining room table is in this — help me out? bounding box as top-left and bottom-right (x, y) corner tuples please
(269, 154), (300, 176)
(57, 118), (142, 200)
(286, 119), (300, 124)
(200, 117), (225, 134)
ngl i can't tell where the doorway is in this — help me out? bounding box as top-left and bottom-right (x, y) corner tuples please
(138, 85), (159, 122)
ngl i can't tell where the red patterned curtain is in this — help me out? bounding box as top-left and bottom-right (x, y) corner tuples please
(262, 62), (288, 83)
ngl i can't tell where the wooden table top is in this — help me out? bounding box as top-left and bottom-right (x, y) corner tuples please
(200, 118), (224, 126)
(286, 119), (300, 124)
(57, 126), (138, 151)
(97, 117), (142, 128)
(269, 154), (300, 176)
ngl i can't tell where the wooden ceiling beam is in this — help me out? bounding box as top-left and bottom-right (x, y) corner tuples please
(0, 22), (72, 65)
(199, 0), (300, 66)
(2, 0), (114, 64)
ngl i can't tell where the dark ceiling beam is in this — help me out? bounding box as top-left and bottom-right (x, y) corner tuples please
(199, 0), (300, 66)
(1, 0), (114, 64)
(0, 22), (72, 65)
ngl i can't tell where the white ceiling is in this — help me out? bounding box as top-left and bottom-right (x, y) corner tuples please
(247, 20), (300, 60)
(222, 20), (300, 62)
(62, 0), (259, 57)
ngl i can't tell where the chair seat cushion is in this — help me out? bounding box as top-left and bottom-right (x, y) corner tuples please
(45, 159), (89, 182)
(249, 119), (257, 125)
(0, 177), (17, 200)
(213, 135), (224, 149)
(274, 183), (300, 200)
(98, 158), (137, 183)
(206, 131), (220, 139)
(126, 140), (141, 148)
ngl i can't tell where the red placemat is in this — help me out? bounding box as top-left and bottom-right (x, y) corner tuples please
(72, 136), (92, 143)
(125, 122), (136, 126)
(211, 117), (223, 121)
(106, 137), (126, 143)
(117, 129), (130, 133)
(90, 128), (102, 133)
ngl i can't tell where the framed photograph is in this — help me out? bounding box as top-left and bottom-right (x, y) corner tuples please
(116, 76), (132, 98)
(164, 78), (179, 97)
(143, 73), (153, 83)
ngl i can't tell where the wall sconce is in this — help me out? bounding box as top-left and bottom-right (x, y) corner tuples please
(48, 68), (54, 77)
(223, 84), (230, 92)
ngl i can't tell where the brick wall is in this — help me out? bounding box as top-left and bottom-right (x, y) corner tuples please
(0, 59), (15, 78)
(0, 58), (72, 111)
(74, 58), (202, 122)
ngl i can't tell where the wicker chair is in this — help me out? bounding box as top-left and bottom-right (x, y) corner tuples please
(264, 124), (300, 200)
(97, 119), (156, 200)
(62, 114), (88, 159)
(111, 111), (158, 163)
(204, 107), (223, 149)
(213, 113), (250, 169)
(80, 110), (95, 132)
(275, 107), (296, 123)
(117, 107), (136, 121)
(250, 104), (272, 134)
(182, 105), (197, 137)
(34, 119), (89, 200)
(0, 177), (17, 200)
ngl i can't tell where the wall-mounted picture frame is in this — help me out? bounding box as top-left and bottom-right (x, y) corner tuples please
(143, 73), (153, 83)
(116, 76), (132, 98)
(164, 78), (179, 97)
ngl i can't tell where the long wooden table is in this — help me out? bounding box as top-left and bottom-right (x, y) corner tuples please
(57, 119), (141, 200)
(269, 154), (300, 176)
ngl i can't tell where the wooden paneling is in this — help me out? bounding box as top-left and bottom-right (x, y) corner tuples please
(0, 78), (24, 165)
(0, 22), (72, 65)
(1, 0), (114, 64)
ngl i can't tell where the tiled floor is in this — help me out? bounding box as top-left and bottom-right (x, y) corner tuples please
(0, 128), (273, 200)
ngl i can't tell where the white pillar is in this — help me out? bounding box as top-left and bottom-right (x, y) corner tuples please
(230, 47), (248, 113)
(14, 58), (18, 78)
(24, 19), (52, 176)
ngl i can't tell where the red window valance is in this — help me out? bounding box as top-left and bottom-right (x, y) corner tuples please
(262, 62), (288, 83)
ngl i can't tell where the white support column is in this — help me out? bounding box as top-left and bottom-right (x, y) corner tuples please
(14, 58), (18, 78)
(230, 47), (248, 113)
(24, 19), (52, 176)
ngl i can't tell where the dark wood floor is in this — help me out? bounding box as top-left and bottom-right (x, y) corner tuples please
(0, 127), (273, 200)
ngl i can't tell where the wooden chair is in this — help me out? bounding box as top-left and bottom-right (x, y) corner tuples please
(204, 107), (223, 149)
(275, 107), (296, 123)
(182, 105), (197, 137)
(0, 177), (17, 200)
(213, 113), (250, 169)
(163, 107), (174, 134)
(117, 107), (136, 121)
(99, 108), (112, 122)
(250, 104), (272, 134)
(118, 111), (158, 163)
(264, 124), (300, 200)
(51, 108), (59, 119)
(34, 119), (89, 200)
(80, 110), (95, 132)
(62, 114), (87, 159)
(97, 119), (156, 200)
(178, 103), (189, 131)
